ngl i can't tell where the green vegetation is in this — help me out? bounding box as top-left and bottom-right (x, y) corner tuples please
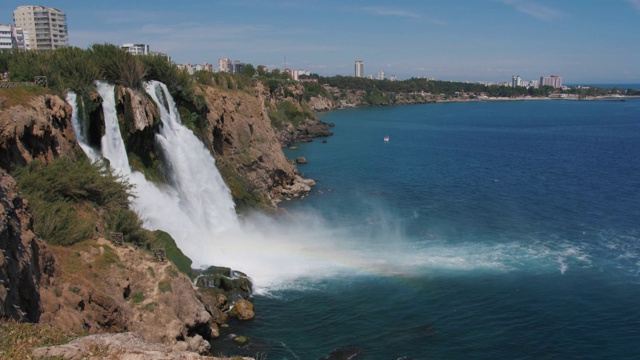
(12, 157), (131, 246)
(94, 245), (120, 269)
(0, 320), (81, 360)
(149, 230), (192, 277)
(131, 292), (145, 304)
(158, 279), (172, 293)
(0, 44), (195, 102)
(11, 157), (193, 278)
(268, 100), (313, 129)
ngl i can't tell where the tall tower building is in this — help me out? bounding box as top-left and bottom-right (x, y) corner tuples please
(511, 75), (522, 87)
(13, 5), (68, 50)
(355, 60), (364, 78)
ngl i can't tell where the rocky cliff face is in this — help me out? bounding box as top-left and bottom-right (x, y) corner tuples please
(38, 238), (222, 353)
(197, 84), (314, 207)
(0, 80), (331, 354)
(0, 169), (56, 322)
(0, 94), (79, 171)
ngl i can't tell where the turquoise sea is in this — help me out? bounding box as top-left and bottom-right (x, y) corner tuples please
(216, 99), (640, 359)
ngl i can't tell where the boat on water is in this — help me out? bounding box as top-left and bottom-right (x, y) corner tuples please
(384, 136), (390, 142)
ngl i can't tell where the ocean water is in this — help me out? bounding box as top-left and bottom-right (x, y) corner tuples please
(219, 99), (640, 359)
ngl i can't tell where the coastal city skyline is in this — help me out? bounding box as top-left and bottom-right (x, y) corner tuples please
(1, 0), (639, 84)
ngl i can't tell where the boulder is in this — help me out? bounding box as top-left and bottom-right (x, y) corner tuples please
(229, 299), (254, 320)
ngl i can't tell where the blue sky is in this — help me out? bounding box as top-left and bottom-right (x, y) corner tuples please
(2, 0), (639, 83)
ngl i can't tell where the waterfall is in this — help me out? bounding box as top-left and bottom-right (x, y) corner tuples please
(66, 91), (100, 162)
(68, 80), (359, 292)
(144, 81), (238, 231)
(96, 82), (130, 173)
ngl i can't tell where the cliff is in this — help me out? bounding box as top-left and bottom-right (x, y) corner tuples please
(196, 83), (314, 207)
(0, 93), (80, 171)
(0, 169), (56, 323)
(0, 80), (332, 356)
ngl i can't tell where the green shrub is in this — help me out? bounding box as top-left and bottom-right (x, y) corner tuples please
(150, 230), (192, 276)
(12, 158), (132, 245)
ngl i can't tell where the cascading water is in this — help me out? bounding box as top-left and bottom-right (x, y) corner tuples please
(96, 82), (130, 173)
(66, 92), (100, 162)
(144, 81), (238, 231)
(70, 80), (580, 293)
(69, 81), (363, 291)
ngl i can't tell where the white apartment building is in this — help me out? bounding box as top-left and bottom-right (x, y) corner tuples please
(378, 70), (386, 80)
(0, 24), (30, 50)
(540, 75), (563, 88)
(219, 58), (232, 73)
(121, 43), (150, 55)
(355, 60), (364, 78)
(13, 5), (68, 50)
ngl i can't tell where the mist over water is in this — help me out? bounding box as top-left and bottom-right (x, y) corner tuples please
(71, 83), (613, 292)
(69, 86), (640, 358)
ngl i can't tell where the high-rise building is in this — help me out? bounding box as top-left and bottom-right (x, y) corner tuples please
(378, 70), (386, 80)
(232, 60), (246, 74)
(355, 60), (364, 78)
(0, 24), (30, 50)
(219, 58), (232, 73)
(13, 5), (68, 50)
(540, 75), (562, 88)
(511, 75), (522, 87)
(121, 43), (149, 55)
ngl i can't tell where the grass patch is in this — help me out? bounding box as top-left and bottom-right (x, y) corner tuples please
(0, 320), (81, 360)
(0, 86), (51, 108)
(143, 302), (158, 312)
(149, 230), (192, 277)
(131, 292), (145, 304)
(94, 245), (120, 269)
(158, 279), (172, 293)
(147, 266), (155, 278)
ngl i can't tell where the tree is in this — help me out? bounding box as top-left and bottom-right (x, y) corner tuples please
(243, 64), (256, 77)
(256, 65), (267, 76)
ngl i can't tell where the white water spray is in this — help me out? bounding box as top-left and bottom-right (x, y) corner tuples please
(69, 81), (588, 293)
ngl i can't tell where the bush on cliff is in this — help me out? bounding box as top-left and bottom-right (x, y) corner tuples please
(12, 157), (132, 246)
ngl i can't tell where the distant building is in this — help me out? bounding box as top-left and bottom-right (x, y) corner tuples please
(121, 43), (149, 55)
(0, 24), (30, 50)
(540, 75), (562, 88)
(390, 75), (397, 81)
(219, 58), (232, 73)
(13, 5), (67, 50)
(149, 51), (171, 62)
(232, 60), (246, 74)
(378, 70), (386, 80)
(511, 75), (522, 87)
(355, 60), (364, 78)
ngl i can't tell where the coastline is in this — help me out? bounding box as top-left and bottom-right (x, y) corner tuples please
(330, 94), (639, 111)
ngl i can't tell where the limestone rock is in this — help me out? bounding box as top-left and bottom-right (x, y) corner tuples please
(229, 299), (254, 320)
(32, 332), (253, 360)
(0, 94), (78, 171)
(0, 169), (55, 322)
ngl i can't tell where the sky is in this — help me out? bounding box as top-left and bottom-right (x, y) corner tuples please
(2, 0), (639, 83)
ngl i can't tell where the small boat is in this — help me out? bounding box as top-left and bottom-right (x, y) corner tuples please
(383, 136), (390, 142)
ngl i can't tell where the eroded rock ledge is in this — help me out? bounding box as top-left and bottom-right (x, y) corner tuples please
(32, 332), (254, 360)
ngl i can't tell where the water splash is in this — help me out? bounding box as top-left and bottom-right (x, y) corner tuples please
(68, 81), (598, 293)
